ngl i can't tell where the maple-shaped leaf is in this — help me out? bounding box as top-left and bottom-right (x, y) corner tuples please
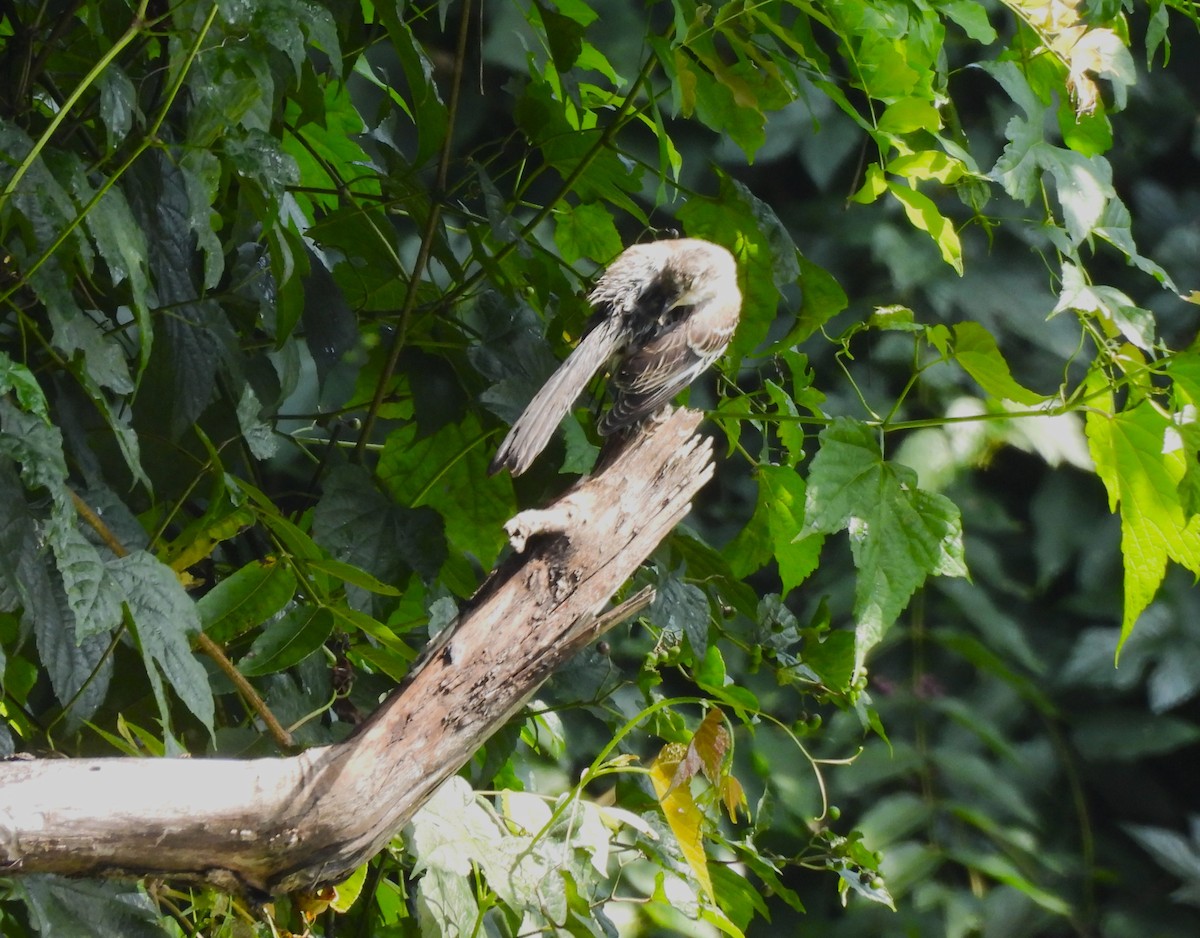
(802, 418), (968, 670)
(1085, 394), (1200, 653)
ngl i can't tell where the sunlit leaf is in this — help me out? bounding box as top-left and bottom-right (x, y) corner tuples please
(803, 418), (968, 668)
(1085, 395), (1200, 652)
(650, 743), (714, 903)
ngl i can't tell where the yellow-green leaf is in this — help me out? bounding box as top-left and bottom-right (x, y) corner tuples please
(888, 182), (964, 274)
(1085, 394), (1200, 653)
(650, 745), (714, 903)
(952, 322), (1046, 405)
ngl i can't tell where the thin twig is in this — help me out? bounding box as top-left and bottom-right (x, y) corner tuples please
(355, 0), (474, 457)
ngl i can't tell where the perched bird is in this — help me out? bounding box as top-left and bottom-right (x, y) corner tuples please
(489, 238), (741, 476)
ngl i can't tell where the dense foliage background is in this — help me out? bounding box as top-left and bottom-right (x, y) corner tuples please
(3, 0), (1200, 935)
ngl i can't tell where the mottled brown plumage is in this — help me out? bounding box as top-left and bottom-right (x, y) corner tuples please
(489, 238), (741, 476)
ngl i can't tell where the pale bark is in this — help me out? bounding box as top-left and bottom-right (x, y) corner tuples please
(0, 408), (713, 895)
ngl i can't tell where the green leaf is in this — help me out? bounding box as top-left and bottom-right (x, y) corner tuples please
(876, 98), (942, 134)
(887, 150), (966, 185)
(1072, 709), (1200, 761)
(378, 417), (509, 569)
(235, 385), (278, 461)
(1085, 397), (1200, 651)
(1054, 262), (1154, 350)
(1058, 98), (1112, 157)
(313, 464), (447, 602)
(0, 399), (71, 512)
(0, 351), (50, 421)
(283, 81), (374, 214)
(126, 152), (229, 435)
(942, 0), (998, 43)
(1035, 147), (1115, 245)
(39, 283), (133, 395)
(710, 862), (770, 932)
(1124, 824), (1200, 882)
(803, 418), (968, 668)
(72, 177), (152, 371)
(198, 559), (297, 642)
(238, 605), (333, 676)
(761, 465), (821, 595)
(887, 182), (963, 274)
(559, 414), (601, 474)
(694, 645), (759, 715)
(650, 573), (710, 661)
(726, 465), (824, 593)
(951, 321), (1045, 404)
(47, 520), (125, 642)
(763, 379), (805, 467)
(0, 463), (114, 725)
(375, 7), (448, 167)
(19, 877), (168, 938)
(678, 171), (799, 361)
(304, 558), (403, 596)
(771, 254), (847, 350)
(801, 629), (856, 693)
(532, 0), (585, 72)
(97, 67), (138, 153)
(224, 129), (299, 196)
(668, 48), (765, 161)
(554, 201), (623, 265)
(110, 551), (215, 733)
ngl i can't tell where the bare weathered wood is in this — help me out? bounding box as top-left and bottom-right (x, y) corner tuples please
(0, 408), (713, 895)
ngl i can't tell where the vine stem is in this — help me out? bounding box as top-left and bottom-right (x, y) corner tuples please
(355, 0), (475, 458)
(0, 2), (220, 312)
(0, 0), (151, 204)
(442, 52), (660, 310)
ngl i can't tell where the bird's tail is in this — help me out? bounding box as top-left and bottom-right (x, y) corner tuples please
(489, 318), (622, 476)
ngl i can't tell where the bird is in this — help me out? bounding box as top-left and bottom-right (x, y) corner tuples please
(488, 238), (741, 477)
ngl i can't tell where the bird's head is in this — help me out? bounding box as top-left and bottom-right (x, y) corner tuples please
(660, 240), (739, 311)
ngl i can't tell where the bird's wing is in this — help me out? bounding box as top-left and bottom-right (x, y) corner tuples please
(489, 315), (624, 475)
(597, 311), (730, 435)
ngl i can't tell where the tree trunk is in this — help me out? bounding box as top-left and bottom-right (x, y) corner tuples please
(0, 408), (714, 895)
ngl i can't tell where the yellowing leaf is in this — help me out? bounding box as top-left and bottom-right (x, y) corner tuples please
(330, 863), (369, 913)
(720, 775), (749, 823)
(692, 706), (730, 784)
(650, 744), (714, 903)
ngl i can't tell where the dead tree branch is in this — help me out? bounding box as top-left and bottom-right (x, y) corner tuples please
(0, 408), (714, 895)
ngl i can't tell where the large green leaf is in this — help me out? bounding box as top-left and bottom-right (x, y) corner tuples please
(19, 877), (168, 938)
(1086, 398), (1200, 651)
(238, 605), (333, 676)
(678, 171), (799, 362)
(46, 520), (125, 642)
(378, 417), (510, 569)
(802, 418), (967, 667)
(110, 551), (215, 734)
(313, 465), (446, 602)
(951, 321), (1046, 405)
(198, 559), (297, 643)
